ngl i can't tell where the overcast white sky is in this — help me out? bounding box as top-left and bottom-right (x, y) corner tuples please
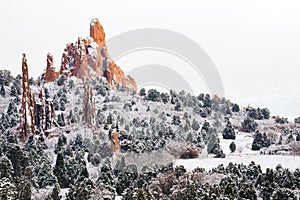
(0, 0), (300, 118)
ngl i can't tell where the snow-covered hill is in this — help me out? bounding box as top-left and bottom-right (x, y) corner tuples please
(1, 70), (300, 199)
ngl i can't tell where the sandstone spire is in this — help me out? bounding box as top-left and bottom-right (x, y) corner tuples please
(90, 18), (106, 48)
(82, 81), (96, 129)
(20, 54), (36, 142)
(110, 130), (121, 155)
(44, 53), (59, 82)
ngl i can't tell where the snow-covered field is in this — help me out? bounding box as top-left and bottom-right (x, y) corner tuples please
(175, 154), (300, 172)
(176, 131), (300, 172)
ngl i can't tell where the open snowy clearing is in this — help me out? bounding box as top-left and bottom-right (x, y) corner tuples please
(175, 154), (300, 172)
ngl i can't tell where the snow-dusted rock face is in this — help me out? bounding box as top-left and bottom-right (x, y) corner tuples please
(44, 53), (59, 82)
(90, 18), (106, 49)
(20, 54), (36, 142)
(59, 18), (137, 91)
(111, 131), (120, 154)
(20, 54), (56, 141)
(107, 62), (137, 91)
(82, 82), (96, 129)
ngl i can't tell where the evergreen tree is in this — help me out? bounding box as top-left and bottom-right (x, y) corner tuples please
(10, 85), (17, 97)
(252, 131), (271, 150)
(229, 142), (236, 153)
(191, 119), (200, 131)
(1, 84), (5, 97)
(232, 103), (240, 112)
(139, 88), (146, 96)
(53, 152), (68, 188)
(0, 177), (17, 199)
(272, 188), (297, 200)
(107, 113), (114, 125)
(45, 183), (61, 200)
(96, 162), (115, 197)
(0, 156), (14, 180)
(261, 108), (271, 119)
(57, 75), (67, 86)
(172, 115), (181, 125)
(242, 117), (258, 133)
(18, 181), (31, 200)
(66, 178), (94, 200)
(146, 89), (161, 102)
(223, 121), (236, 139)
(7, 101), (17, 115)
(57, 113), (65, 127)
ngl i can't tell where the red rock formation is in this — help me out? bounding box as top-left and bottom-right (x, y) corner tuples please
(35, 89), (55, 135)
(110, 131), (120, 154)
(106, 62), (137, 91)
(44, 53), (59, 82)
(60, 38), (101, 79)
(82, 82), (96, 129)
(90, 19), (106, 48)
(20, 54), (56, 141)
(59, 18), (137, 91)
(20, 54), (36, 142)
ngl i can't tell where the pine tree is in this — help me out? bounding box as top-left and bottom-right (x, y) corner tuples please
(18, 181), (31, 200)
(191, 119), (200, 131)
(7, 101), (17, 115)
(232, 103), (240, 112)
(229, 142), (236, 153)
(45, 183), (61, 200)
(57, 113), (65, 127)
(0, 156), (14, 180)
(53, 152), (68, 188)
(223, 121), (236, 140)
(10, 85), (17, 97)
(0, 177), (17, 200)
(0, 84), (5, 97)
(66, 178), (94, 200)
(252, 131), (271, 150)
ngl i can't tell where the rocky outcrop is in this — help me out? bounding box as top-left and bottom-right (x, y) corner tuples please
(82, 82), (96, 129)
(44, 53), (59, 82)
(110, 131), (120, 154)
(60, 38), (102, 79)
(20, 54), (56, 142)
(59, 18), (137, 91)
(35, 89), (55, 135)
(90, 19), (106, 49)
(106, 62), (137, 91)
(20, 54), (36, 142)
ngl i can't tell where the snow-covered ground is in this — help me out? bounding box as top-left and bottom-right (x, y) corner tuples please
(175, 154), (300, 172)
(176, 131), (300, 172)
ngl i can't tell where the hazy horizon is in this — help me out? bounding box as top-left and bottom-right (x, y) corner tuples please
(1, 0), (300, 118)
